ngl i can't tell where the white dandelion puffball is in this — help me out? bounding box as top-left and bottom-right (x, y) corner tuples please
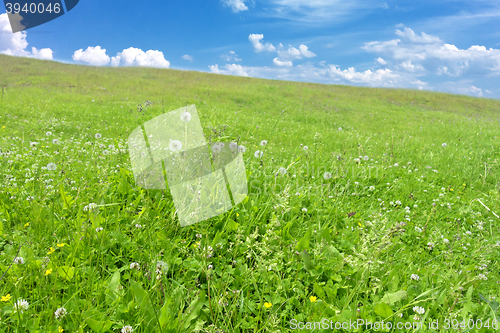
(323, 172), (332, 180)
(46, 131), (52, 136)
(238, 145), (246, 153)
(180, 111), (191, 122)
(260, 140), (268, 146)
(278, 167), (287, 175)
(47, 163), (57, 171)
(442, 143), (447, 147)
(212, 144), (221, 153)
(102, 150), (109, 155)
(363, 156), (369, 161)
(338, 127), (342, 131)
(303, 146), (308, 150)
(229, 142), (238, 151)
(169, 140), (182, 152)
(52, 139), (59, 144)
(95, 133), (102, 139)
(254, 150), (263, 158)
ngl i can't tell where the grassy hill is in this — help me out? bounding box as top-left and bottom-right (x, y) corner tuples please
(0, 54), (500, 332)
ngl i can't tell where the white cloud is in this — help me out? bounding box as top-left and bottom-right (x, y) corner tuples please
(72, 46), (110, 66)
(221, 0), (248, 12)
(395, 27), (442, 44)
(327, 65), (400, 85)
(72, 45), (170, 68)
(363, 26), (500, 77)
(380, 2), (389, 9)
(273, 57), (293, 67)
(0, 13), (53, 60)
(249, 34), (276, 52)
(209, 64), (249, 76)
(182, 54), (194, 62)
(298, 44), (316, 57)
(397, 60), (424, 72)
(220, 51), (241, 62)
(116, 47), (170, 68)
(376, 57), (387, 65)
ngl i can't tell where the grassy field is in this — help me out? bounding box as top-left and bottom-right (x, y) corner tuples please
(0, 53), (500, 332)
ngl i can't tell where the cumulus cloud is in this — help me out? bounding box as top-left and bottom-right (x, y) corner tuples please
(327, 66), (400, 85)
(73, 46), (170, 68)
(220, 51), (241, 62)
(116, 47), (170, 68)
(209, 64), (249, 76)
(0, 13), (53, 60)
(273, 57), (293, 67)
(363, 26), (500, 77)
(397, 60), (424, 72)
(376, 57), (387, 65)
(221, 0), (248, 12)
(182, 54), (194, 62)
(249, 34), (276, 52)
(73, 46), (110, 66)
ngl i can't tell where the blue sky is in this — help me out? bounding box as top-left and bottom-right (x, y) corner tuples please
(1, 0), (500, 99)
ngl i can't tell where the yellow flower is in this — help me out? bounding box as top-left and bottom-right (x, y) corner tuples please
(450, 189), (453, 191)
(264, 302), (272, 308)
(1, 294), (11, 302)
(47, 247), (55, 254)
(56, 243), (66, 248)
(236, 213), (239, 217)
(310, 296), (317, 303)
(24, 223), (29, 227)
(45, 268), (52, 276)
(59, 327), (64, 333)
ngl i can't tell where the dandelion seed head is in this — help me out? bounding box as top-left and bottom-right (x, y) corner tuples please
(180, 111), (192, 122)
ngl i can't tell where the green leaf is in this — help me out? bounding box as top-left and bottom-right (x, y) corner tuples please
(374, 302), (393, 318)
(57, 266), (75, 281)
(105, 270), (121, 306)
(295, 227), (311, 252)
(226, 219), (239, 232)
(381, 290), (407, 305)
(301, 250), (314, 270)
(313, 282), (326, 299)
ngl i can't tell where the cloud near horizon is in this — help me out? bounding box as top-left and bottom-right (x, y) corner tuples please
(72, 46), (170, 68)
(0, 13), (53, 60)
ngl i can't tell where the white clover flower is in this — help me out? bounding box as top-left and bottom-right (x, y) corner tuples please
(14, 299), (29, 313)
(278, 167), (287, 175)
(443, 238), (449, 244)
(478, 274), (488, 280)
(260, 140), (267, 146)
(196, 233), (202, 238)
(413, 306), (425, 315)
(180, 111), (191, 122)
(55, 307), (67, 320)
(466, 231), (472, 235)
(46, 131), (52, 136)
(338, 127), (342, 131)
(211, 144), (221, 154)
(14, 257), (25, 264)
(254, 150), (264, 158)
(169, 140), (182, 152)
(411, 274), (420, 281)
(47, 163), (57, 171)
(395, 200), (401, 205)
(369, 186), (375, 191)
(95, 133), (102, 139)
(135, 224), (142, 228)
(295, 192), (300, 196)
(96, 227), (103, 232)
(415, 227), (422, 233)
(442, 143), (447, 147)
(130, 262), (140, 270)
(394, 163), (399, 167)
(302, 208), (308, 212)
(229, 142), (238, 151)
(354, 158), (360, 163)
(323, 172), (332, 180)
(121, 326), (134, 333)
(427, 242), (435, 249)
(238, 145), (246, 153)
(30, 141), (38, 147)
(208, 264), (213, 270)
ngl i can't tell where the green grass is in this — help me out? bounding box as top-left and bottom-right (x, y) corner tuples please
(0, 54), (500, 332)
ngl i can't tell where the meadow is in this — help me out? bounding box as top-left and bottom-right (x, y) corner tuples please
(0, 53), (500, 332)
